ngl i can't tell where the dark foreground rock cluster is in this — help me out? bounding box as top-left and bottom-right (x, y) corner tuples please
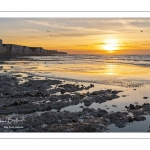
(0, 74), (121, 115)
(125, 103), (150, 114)
(0, 74), (149, 132)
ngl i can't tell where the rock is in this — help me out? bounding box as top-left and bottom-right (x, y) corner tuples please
(72, 118), (78, 123)
(122, 95), (126, 97)
(12, 100), (28, 106)
(111, 90), (117, 94)
(95, 124), (109, 132)
(17, 103), (38, 114)
(107, 89), (112, 92)
(128, 117), (133, 122)
(0, 66), (3, 70)
(131, 109), (144, 116)
(60, 89), (66, 94)
(93, 109), (108, 117)
(91, 91), (99, 95)
(41, 113), (59, 125)
(82, 108), (95, 112)
(133, 116), (146, 121)
(129, 104), (135, 110)
(14, 74), (22, 77)
(24, 115), (43, 128)
(37, 85), (40, 91)
(143, 103), (149, 106)
(80, 106), (84, 108)
(41, 124), (48, 128)
(61, 119), (72, 124)
(80, 93), (86, 97)
(81, 124), (96, 132)
(58, 120), (61, 124)
(83, 97), (93, 106)
(112, 105), (117, 107)
(90, 84), (94, 88)
(143, 97), (148, 99)
(105, 111), (129, 128)
(84, 100), (92, 106)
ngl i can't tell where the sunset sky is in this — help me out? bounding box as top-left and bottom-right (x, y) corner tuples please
(1, 18), (150, 54)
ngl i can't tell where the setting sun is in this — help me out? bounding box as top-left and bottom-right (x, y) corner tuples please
(103, 39), (119, 52)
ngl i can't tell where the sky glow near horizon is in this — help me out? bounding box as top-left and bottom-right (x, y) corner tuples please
(1, 18), (150, 54)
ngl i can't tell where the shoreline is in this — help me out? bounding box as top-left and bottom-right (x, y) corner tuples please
(0, 55), (150, 132)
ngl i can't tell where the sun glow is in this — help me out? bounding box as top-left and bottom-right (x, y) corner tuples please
(103, 39), (119, 52)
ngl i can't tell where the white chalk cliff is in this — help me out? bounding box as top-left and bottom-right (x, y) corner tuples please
(0, 39), (67, 55)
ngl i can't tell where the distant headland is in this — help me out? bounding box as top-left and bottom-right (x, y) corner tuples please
(0, 39), (67, 55)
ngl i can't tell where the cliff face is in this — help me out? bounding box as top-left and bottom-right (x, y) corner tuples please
(0, 39), (67, 55)
(0, 40), (2, 52)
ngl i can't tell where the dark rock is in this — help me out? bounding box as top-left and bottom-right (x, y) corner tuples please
(128, 117), (133, 122)
(25, 117), (43, 128)
(61, 119), (72, 124)
(79, 106), (84, 108)
(14, 74), (22, 77)
(60, 89), (66, 94)
(106, 111), (129, 128)
(129, 104), (135, 110)
(122, 95), (126, 97)
(0, 66), (3, 70)
(83, 97), (93, 106)
(41, 113), (59, 125)
(17, 103), (38, 114)
(133, 116), (146, 121)
(90, 84), (94, 88)
(91, 91), (99, 95)
(84, 100), (92, 106)
(143, 103), (149, 105)
(72, 118), (78, 123)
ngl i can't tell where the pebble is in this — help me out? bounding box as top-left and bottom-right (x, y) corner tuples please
(122, 95), (126, 97)
(80, 106), (84, 108)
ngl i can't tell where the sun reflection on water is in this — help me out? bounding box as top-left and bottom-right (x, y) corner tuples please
(105, 64), (117, 75)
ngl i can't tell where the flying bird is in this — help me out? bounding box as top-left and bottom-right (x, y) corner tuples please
(47, 30), (49, 32)
(50, 35), (52, 36)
